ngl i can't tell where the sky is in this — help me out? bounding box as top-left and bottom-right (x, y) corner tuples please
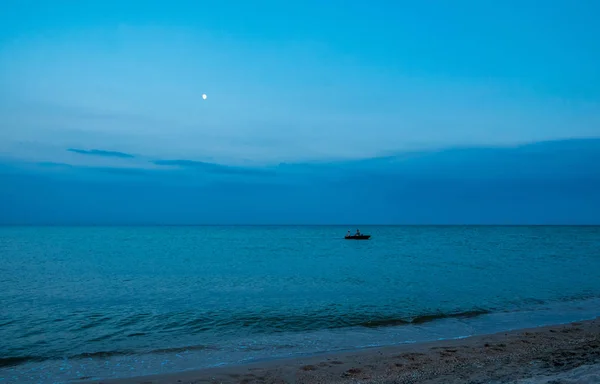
(0, 0), (599, 224)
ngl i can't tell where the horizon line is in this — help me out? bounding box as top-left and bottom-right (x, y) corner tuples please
(1, 224), (598, 227)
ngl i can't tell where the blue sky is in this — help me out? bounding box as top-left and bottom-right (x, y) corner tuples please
(1, 0), (599, 164)
(0, 1), (599, 224)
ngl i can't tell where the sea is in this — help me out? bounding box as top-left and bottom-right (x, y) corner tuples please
(1, 225), (600, 383)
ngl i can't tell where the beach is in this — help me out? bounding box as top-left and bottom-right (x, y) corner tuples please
(87, 318), (600, 384)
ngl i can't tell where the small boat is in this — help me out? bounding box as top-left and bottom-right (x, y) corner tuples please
(345, 235), (371, 240)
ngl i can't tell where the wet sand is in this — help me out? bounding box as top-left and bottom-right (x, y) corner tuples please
(87, 318), (600, 384)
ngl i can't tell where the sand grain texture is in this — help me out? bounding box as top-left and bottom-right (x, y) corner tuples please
(87, 318), (600, 384)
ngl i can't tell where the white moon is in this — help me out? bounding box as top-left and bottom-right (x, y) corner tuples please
(202, 94), (207, 100)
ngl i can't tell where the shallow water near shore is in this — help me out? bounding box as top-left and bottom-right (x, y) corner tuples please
(1, 225), (599, 383)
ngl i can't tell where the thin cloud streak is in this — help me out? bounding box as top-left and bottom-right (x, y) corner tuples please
(67, 148), (135, 158)
(153, 159), (274, 176)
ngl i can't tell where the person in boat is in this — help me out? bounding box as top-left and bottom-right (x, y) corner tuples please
(355, 229), (361, 236)
(346, 230), (351, 237)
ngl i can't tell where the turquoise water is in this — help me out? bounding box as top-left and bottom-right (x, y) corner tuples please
(1, 225), (600, 383)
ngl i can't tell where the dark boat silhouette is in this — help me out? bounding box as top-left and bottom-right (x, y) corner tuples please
(344, 234), (371, 240)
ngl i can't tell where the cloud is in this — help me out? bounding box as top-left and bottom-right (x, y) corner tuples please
(152, 159), (273, 176)
(67, 148), (135, 158)
(1, 138), (599, 225)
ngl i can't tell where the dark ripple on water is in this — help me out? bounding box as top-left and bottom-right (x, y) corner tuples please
(0, 307), (494, 366)
(0, 305), (567, 368)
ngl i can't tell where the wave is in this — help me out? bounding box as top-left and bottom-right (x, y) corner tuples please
(0, 345), (218, 368)
(360, 309), (490, 327)
(0, 356), (44, 368)
(5, 297), (598, 369)
(0, 308), (492, 367)
(162, 308), (493, 334)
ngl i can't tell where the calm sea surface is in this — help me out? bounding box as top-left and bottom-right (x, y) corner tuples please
(1, 226), (600, 383)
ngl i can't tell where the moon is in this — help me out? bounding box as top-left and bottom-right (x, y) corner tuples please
(202, 94), (207, 100)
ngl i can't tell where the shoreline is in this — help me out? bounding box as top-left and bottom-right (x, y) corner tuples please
(85, 318), (600, 384)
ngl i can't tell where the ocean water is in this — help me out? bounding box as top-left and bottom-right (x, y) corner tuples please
(1, 225), (600, 383)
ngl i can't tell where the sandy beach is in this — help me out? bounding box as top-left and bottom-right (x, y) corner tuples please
(85, 318), (600, 384)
